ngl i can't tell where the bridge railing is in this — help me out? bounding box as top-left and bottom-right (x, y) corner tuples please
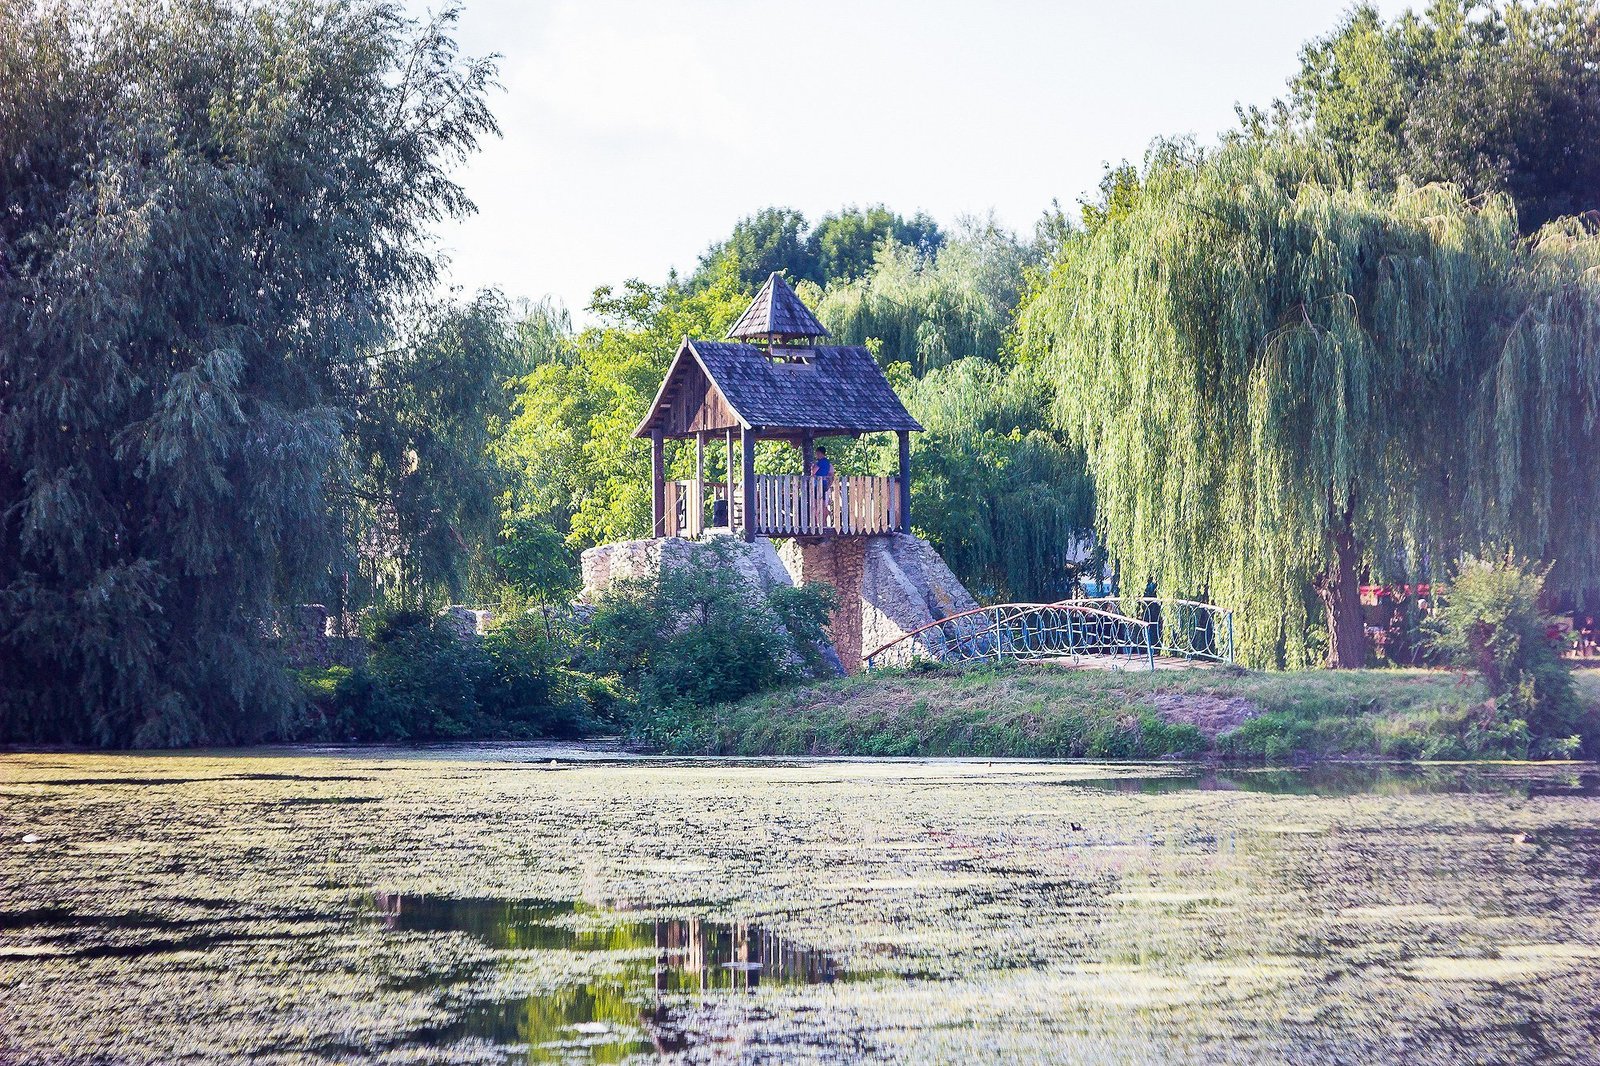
(862, 598), (1236, 671)
(1063, 598), (1235, 664)
(863, 602), (1161, 671)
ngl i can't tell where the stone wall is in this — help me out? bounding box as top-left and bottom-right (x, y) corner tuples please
(780, 532), (978, 673)
(580, 534), (794, 606)
(277, 604), (367, 669)
(778, 538), (868, 671)
(580, 532), (977, 677)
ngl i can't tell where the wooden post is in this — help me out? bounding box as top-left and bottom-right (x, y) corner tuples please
(694, 431), (706, 537)
(725, 429), (736, 529)
(897, 430), (912, 534)
(801, 431), (815, 475)
(741, 426), (758, 542)
(651, 427), (666, 538)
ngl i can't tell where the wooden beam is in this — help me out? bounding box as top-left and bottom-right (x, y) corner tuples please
(651, 427), (666, 537)
(694, 431), (706, 539)
(725, 429), (736, 525)
(897, 430), (912, 534)
(741, 426), (758, 542)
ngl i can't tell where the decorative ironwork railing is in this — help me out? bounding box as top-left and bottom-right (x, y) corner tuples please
(862, 598), (1235, 671)
(1063, 597), (1236, 664)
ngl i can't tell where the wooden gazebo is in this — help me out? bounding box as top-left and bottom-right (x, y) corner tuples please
(633, 273), (922, 541)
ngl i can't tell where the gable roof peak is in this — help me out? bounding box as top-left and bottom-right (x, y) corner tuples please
(726, 272), (830, 341)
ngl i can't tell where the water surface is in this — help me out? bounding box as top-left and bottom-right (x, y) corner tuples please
(3, 750), (1599, 1063)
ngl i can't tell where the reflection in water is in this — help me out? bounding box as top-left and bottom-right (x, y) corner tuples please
(1070, 764), (1600, 798)
(373, 894), (841, 1061)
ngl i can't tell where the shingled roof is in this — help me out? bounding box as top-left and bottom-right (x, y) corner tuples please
(726, 272), (830, 341)
(634, 339), (922, 438)
(634, 279), (920, 439)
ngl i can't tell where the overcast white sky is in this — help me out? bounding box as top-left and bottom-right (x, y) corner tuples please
(413, 0), (1406, 318)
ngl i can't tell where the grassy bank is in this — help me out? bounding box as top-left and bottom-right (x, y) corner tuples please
(636, 664), (1600, 761)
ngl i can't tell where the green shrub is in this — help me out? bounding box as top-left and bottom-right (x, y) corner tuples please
(324, 610), (599, 742)
(292, 666), (352, 729)
(591, 540), (833, 742)
(333, 615), (490, 741)
(1429, 556), (1585, 754)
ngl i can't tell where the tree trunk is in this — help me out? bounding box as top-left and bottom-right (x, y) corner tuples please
(1317, 506), (1367, 668)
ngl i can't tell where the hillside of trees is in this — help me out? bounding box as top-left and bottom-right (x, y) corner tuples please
(5, 0), (1600, 746)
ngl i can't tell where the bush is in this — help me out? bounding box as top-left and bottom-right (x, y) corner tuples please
(324, 610), (598, 742)
(590, 540), (834, 737)
(1429, 556), (1585, 754)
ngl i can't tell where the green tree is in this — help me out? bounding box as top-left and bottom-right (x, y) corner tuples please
(0, 0), (495, 746)
(813, 218), (1033, 375)
(808, 205), (944, 284)
(691, 207), (815, 290)
(690, 204), (947, 291)
(1018, 137), (1600, 669)
(496, 268), (750, 547)
(902, 361), (1095, 602)
(1286, 0), (1600, 230)
(345, 291), (528, 611)
(496, 517), (579, 606)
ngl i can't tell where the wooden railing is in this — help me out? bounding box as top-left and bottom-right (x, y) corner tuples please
(754, 474), (900, 536)
(665, 475), (902, 538)
(665, 480), (730, 539)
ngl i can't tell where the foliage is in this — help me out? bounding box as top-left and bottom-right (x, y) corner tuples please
(495, 517), (579, 606)
(590, 542), (828, 736)
(1018, 135), (1600, 669)
(0, 0), (496, 746)
(813, 218), (1034, 376)
(809, 205), (945, 285)
(326, 611), (595, 742)
(1429, 556), (1583, 750)
(345, 291), (531, 610)
(691, 205), (945, 291)
(767, 581), (840, 677)
(496, 269), (750, 547)
(1283, 0), (1600, 231)
(293, 666), (352, 717)
(901, 360), (1095, 601)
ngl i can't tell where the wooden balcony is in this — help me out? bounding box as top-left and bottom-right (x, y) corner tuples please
(666, 475), (903, 540)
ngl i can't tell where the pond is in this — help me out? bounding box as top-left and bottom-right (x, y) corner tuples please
(3, 749), (1599, 1063)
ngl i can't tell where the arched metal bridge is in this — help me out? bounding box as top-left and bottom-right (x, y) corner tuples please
(862, 598), (1235, 672)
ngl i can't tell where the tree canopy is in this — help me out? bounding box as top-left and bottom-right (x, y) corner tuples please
(813, 218), (1035, 376)
(0, 0), (496, 745)
(1282, 0), (1600, 230)
(690, 205), (945, 291)
(1018, 137), (1600, 668)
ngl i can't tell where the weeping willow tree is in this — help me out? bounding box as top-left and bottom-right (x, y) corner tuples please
(811, 219), (1034, 375)
(1019, 137), (1600, 668)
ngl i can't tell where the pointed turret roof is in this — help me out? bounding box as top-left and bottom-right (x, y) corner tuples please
(726, 272), (830, 341)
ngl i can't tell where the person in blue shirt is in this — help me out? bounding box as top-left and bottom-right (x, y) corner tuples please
(812, 445), (834, 488)
(813, 445), (836, 528)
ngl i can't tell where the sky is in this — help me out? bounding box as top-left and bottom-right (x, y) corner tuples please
(413, 0), (1406, 319)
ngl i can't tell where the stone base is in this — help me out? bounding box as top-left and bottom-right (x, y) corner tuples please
(778, 533), (978, 673)
(579, 533), (793, 605)
(580, 533), (977, 677)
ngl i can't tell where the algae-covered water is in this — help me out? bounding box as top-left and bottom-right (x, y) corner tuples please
(3, 748), (1599, 1064)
